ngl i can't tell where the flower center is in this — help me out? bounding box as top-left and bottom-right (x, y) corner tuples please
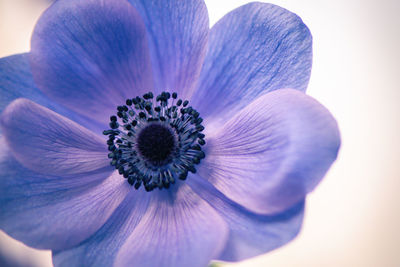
(137, 123), (175, 165)
(103, 92), (205, 192)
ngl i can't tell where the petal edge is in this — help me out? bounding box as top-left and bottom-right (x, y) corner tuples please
(199, 89), (340, 214)
(192, 3), (313, 124)
(1, 99), (109, 176)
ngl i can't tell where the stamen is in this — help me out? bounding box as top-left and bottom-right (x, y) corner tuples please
(103, 92), (206, 192)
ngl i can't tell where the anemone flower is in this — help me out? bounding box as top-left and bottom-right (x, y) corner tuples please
(0, 0), (340, 266)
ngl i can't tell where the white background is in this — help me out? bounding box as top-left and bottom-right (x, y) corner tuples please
(0, 0), (399, 266)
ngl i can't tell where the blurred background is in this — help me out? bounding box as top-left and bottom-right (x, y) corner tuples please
(0, 0), (399, 266)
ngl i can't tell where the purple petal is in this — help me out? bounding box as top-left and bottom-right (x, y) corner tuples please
(0, 139), (130, 251)
(1, 99), (109, 176)
(30, 0), (154, 124)
(188, 176), (304, 262)
(199, 89), (340, 214)
(54, 184), (228, 267)
(52, 190), (151, 267)
(114, 184), (228, 267)
(0, 53), (103, 133)
(0, 54), (52, 113)
(191, 3), (312, 123)
(127, 0), (209, 98)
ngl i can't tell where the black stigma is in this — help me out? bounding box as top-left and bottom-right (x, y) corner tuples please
(137, 124), (175, 165)
(103, 91), (206, 192)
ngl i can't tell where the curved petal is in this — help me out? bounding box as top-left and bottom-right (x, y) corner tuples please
(0, 139), (130, 251)
(54, 183), (228, 267)
(199, 89), (340, 214)
(53, 189), (151, 267)
(0, 53), (103, 133)
(192, 3), (312, 124)
(0, 54), (53, 114)
(0, 99), (109, 176)
(127, 0), (209, 98)
(188, 176), (304, 262)
(114, 184), (228, 267)
(30, 0), (154, 124)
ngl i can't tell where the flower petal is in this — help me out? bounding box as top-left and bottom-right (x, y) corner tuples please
(199, 89), (340, 214)
(54, 183), (228, 267)
(1, 99), (109, 176)
(114, 184), (228, 267)
(0, 140), (130, 251)
(30, 0), (154, 124)
(192, 3), (312, 123)
(52, 190), (151, 267)
(0, 53), (103, 133)
(188, 176), (304, 262)
(127, 0), (209, 98)
(0, 54), (52, 114)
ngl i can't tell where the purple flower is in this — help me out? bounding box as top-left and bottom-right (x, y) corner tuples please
(0, 0), (340, 266)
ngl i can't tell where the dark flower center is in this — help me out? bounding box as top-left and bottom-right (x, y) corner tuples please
(103, 91), (205, 192)
(137, 123), (175, 165)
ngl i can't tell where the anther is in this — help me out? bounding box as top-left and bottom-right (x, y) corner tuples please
(103, 91), (206, 191)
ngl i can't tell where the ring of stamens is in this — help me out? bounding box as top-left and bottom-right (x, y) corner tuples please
(103, 92), (206, 192)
